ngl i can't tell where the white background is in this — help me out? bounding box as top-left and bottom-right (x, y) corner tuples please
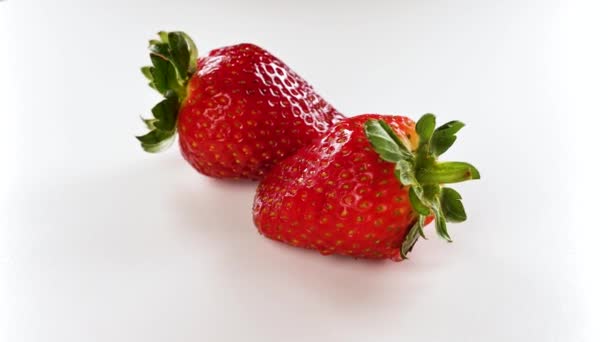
(1, 0), (606, 341)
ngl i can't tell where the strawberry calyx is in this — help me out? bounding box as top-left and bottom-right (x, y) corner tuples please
(364, 114), (480, 259)
(136, 31), (198, 152)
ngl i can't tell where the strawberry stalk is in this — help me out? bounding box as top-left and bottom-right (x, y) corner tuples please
(137, 31), (198, 152)
(364, 114), (480, 259)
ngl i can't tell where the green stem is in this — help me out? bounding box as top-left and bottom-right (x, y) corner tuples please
(400, 221), (422, 259)
(417, 162), (480, 185)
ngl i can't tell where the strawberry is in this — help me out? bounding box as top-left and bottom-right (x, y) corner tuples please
(253, 113), (480, 260)
(136, 31), (344, 180)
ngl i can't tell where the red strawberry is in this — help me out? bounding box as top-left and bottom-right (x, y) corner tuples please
(253, 113), (480, 261)
(137, 31), (344, 180)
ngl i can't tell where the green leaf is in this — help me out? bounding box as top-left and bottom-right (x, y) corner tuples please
(149, 53), (184, 98)
(166, 62), (184, 96)
(141, 117), (157, 130)
(435, 214), (451, 242)
(150, 94), (179, 131)
(168, 32), (190, 80)
(141, 66), (154, 81)
(394, 160), (417, 186)
(400, 221), (422, 259)
(364, 120), (409, 163)
(430, 201), (452, 242)
(149, 39), (162, 46)
(430, 121), (465, 156)
(136, 130), (176, 153)
(158, 31), (169, 43)
(394, 113), (478, 257)
(415, 113), (436, 144)
(417, 215), (428, 239)
(434, 120), (465, 136)
(418, 161), (480, 185)
(422, 183), (441, 200)
(441, 187), (467, 222)
(149, 41), (170, 59)
(179, 32), (199, 73)
(150, 54), (172, 94)
(409, 187), (430, 216)
(378, 120), (412, 156)
(137, 31), (200, 154)
(430, 135), (456, 157)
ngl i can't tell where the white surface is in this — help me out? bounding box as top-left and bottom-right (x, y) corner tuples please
(1, 1), (606, 341)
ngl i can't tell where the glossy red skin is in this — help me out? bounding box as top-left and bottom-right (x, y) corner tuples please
(177, 44), (344, 180)
(253, 114), (432, 261)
